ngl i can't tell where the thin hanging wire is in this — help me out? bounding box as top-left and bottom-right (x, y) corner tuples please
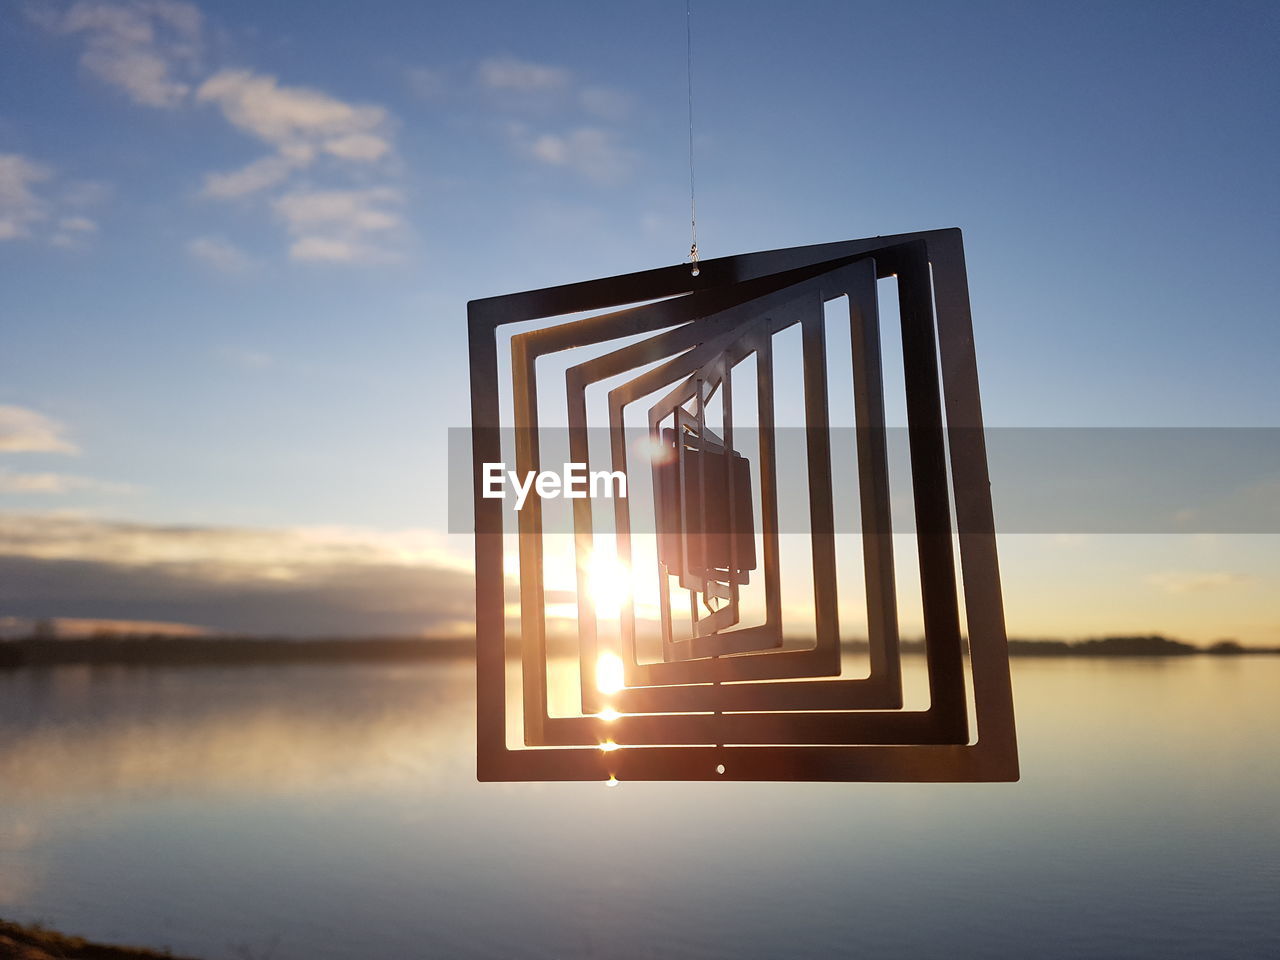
(686, 0), (699, 276)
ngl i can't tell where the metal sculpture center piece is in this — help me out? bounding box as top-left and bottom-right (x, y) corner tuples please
(468, 229), (1018, 782)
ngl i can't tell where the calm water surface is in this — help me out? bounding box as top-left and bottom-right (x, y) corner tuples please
(1, 657), (1277, 959)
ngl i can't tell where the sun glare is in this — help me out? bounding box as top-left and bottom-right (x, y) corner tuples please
(595, 652), (625, 694)
(588, 551), (630, 619)
(634, 434), (675, 464)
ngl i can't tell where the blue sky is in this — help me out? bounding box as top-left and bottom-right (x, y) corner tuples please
(1, 0), (1277, 640)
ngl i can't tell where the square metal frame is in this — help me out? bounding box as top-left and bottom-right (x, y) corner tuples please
(469, 229), (1018, 781)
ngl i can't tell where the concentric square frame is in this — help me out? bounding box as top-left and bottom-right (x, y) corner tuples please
(469, 229), (1018, 782)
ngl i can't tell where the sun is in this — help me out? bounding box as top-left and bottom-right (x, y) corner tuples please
(595, 652), (625, 695)
(588, 550), (630, 619)
(587, 549), (630, 695)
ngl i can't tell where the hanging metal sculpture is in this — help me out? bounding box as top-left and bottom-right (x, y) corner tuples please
(468, 229), (1018, 782)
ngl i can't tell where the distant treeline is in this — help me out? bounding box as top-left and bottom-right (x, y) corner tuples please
(0, 632), (1274, 671)
(0, 635), (473, 670)
(862, 635), (1274, 657)
(1003, 635), (1273, 656)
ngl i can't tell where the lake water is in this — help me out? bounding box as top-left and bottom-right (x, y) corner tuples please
(1, 656), (1277, 959)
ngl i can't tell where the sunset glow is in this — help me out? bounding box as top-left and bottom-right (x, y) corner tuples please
(595, 652), (625, 695)
(588, 550), (630, 619)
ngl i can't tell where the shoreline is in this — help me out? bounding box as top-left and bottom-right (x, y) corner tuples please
(0, 917), (196, 960)
(0, 634), (1275, 671)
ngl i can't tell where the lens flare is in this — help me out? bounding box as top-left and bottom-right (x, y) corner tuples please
(634, 434), (675, 464)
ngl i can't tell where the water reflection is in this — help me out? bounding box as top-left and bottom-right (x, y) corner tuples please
(0, 657), (1276, 960)
(0, 663), (472, 799)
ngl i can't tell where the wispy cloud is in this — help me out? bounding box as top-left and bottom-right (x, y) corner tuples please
(516, 124), (635, 185)
(1, 154), (106, 246)
(49, 214), (100, 248)
(0, 154), (52, 241)
(0, 469), (134, 495)
(195, 69), (393, 192)
(477, 56), (570, 92)
(0, 471), (78, 493)
(52, 0), (204, 108)
(186, 234), (253, 273)
(56, 215), (98, 233)
(194, 70), (405, 260)
(476, 56), (637, 185)
(198, 153), (296, 199)
(0, 513), (467, 569)
(1146, 571), (1255, 594)
(0, 514), (474, 635)
(39, 3), (407, 264)
(272, 187), (405, 263)
(0, 408), (130, 497)
(0, 406), (78, 454)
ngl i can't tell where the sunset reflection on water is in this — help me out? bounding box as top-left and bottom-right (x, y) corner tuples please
(0, 656), (1276, 960)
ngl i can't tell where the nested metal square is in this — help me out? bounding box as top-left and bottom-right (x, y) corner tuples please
(532, 258), (906, 718)
(469, 229), (1018, 782)
(518, 249), (960, 746)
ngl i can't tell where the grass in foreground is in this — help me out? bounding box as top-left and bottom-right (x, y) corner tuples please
(0, 918), (197, 960)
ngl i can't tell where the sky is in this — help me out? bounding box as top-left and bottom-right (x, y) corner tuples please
(0, 0), (1277, 642)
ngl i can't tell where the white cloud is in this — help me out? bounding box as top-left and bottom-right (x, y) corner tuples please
(186, 235), (253, 273)
(322, 133), (392, 161)
(0, 406), (78, 454)
(285, 237), (364, 263)
(477, 56), (570, 92)
(273, 188), (404, 263)
(57, 215), (98, 233)
(196, 69), (393, 172)
(193, 69), (405, 261)
(273, 188), (400, 232)
(200, 154), (297, 199)
(1, 157), (106, 246)
(0, 513), (468, 572)
(0, 469), (134, 495)
(477, 56), (637, 185)
(523, 126), (635, 185)
(527, 132), (567, 165)
(41, 10), (407, 263)
(0, 154), (52, 240)
(57, 0), (204, 108)
(1146, 571), (1255, 594)
(49, 214), (100, 248)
